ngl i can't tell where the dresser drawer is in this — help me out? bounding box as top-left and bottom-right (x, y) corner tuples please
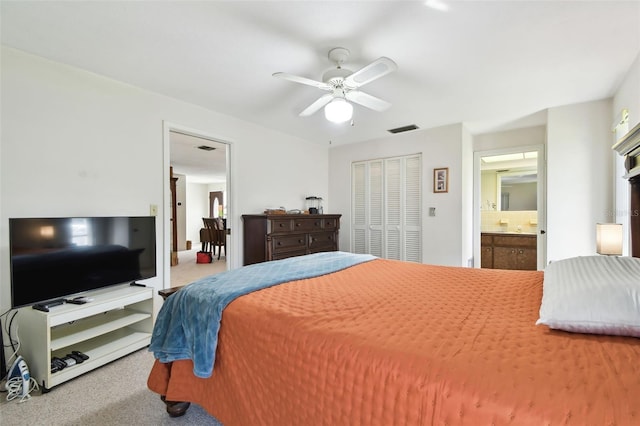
(308, 231), (337, 251)
(293, 217), (323, 232)
(321, 217), (339, 230)
(270, 234), (307, 254)
(270, 219), (293, 232)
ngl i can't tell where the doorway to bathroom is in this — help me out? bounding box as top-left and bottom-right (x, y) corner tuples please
(473, 145), (546, 270)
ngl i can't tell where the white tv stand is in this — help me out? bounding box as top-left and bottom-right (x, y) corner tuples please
(14, 284), (154, 391)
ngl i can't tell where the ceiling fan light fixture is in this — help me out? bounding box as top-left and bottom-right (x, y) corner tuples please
(324, 98), (353, 123)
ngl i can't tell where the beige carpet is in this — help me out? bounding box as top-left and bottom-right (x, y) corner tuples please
(0, 349), (223, 425)
(170, 248), (227, 288)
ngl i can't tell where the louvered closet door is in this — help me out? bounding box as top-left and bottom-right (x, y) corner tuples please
(369, 160), (384, 256)
(403, 155), (422, 262)
(352, 154), (421, 261)
(385, 158), (402, 259)
(352, 159), (384, 256)
(352, 162), (367, 254)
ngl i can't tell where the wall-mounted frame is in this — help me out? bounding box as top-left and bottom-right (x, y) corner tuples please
(434, 167), (449, 193)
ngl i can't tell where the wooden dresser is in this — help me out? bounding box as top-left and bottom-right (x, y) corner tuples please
(242, 214), (341, 265)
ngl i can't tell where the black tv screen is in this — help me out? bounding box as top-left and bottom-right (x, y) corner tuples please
(9, 216), (157, 308)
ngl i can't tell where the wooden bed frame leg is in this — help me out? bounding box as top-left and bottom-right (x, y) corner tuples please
(160, 395), (191, 417)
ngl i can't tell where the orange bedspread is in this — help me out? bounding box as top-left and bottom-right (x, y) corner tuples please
(148, 259), (640, 425)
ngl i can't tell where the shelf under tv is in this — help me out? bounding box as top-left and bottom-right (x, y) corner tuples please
(14, 284), (154, 391)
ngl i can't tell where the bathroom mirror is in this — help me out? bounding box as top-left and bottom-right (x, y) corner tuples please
(496, 170), (537, 211)
(480, 151), (538, 212)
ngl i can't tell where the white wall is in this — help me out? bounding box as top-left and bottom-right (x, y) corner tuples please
(185, 182), (210, 245)
(614, 52), (640, 142)
(329, 123), (466, 266)
(474, 125), (546, 152)
(546, 99), (613, 262)
(0, 47), (329, 313)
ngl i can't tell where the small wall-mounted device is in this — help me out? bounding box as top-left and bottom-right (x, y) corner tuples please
(429, 207), (436, 217)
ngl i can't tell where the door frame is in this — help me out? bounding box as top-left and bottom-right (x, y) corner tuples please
(162, 121), (233, 290)
(473, 144), (546, 269)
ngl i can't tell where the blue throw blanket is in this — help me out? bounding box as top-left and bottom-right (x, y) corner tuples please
(149, 251), (376, 378)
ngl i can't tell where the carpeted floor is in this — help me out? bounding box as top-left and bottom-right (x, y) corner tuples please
(170, 248), (227, 288)
(0, 348), (223, 426)
(0, 250), (226, 425)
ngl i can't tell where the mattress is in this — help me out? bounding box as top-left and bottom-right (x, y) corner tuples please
(148, 258), (640, 425)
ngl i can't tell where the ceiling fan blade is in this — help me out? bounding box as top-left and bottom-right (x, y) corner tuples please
(344, 57), (397, 89)
(345, 90), (391, 112)
(299, 94), (334, 117)
(272, 72), (332, 91)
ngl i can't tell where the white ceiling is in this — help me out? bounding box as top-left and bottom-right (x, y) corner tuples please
(170, 131), (227, 184)
(2, 1), (639, 181)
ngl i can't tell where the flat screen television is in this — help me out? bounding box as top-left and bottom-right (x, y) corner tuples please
(9, 216), (157, 308)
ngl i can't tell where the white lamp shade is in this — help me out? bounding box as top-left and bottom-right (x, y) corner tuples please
(596, 223), (623, 255)
(324, 98), (353, 123)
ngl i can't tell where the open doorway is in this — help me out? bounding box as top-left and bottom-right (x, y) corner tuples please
(473, 145), (546, 270)
(163, 122), (231, 290)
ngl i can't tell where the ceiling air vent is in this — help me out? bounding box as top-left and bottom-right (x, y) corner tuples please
(197, 145), (216, 151)
(387, 124), (419, 134)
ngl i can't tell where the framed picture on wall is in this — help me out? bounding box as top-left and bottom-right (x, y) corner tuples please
(434, 167), (449, 193)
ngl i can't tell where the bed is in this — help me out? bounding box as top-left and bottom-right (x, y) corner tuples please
(147, 250), (640, 425)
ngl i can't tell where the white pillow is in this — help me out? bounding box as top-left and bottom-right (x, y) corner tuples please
(536, 255), (640, 337)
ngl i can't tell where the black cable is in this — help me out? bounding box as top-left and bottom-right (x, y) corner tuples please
(5, 311), (18, 352)
(1, 310), (15, 378)
(1, 310), (19, 377)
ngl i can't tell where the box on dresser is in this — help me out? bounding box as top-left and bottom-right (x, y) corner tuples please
(242, 214), (341, 265)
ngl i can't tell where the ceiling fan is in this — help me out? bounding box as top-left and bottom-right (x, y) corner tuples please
(273, 48), (397, 123)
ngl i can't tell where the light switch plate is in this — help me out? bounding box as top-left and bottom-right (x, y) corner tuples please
(150, 204), (158, 216)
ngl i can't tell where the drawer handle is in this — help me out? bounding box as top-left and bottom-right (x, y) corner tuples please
(279, 223), (284, 227)
(296, 223), (301, 227)
(299, 239), (304, 243)
(314, 222), (320, 226)
(519, 249), (524, 254)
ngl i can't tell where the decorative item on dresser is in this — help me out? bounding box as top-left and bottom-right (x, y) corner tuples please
(242, 214), (341, 265)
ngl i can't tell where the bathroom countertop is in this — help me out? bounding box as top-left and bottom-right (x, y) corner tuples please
(481, 231), (537, 236)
